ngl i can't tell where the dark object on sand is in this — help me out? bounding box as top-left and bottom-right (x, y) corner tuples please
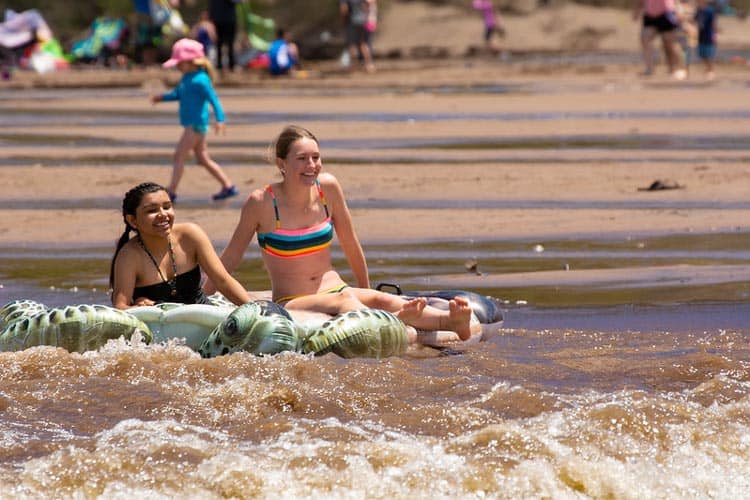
(464, 258), (480, 275)
(638, 179), (684, 191)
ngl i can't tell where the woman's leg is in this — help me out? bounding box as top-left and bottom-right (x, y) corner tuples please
(661, 30), (684, 76)
(358, 41), (375, 72)
(350, 289), (473, 340)
(192, 133), (233, 189)
(284, 289), (368, 316)
(640, 26), (657, 75)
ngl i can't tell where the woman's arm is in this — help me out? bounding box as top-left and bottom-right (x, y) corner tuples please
(185, 222), (252, 305)
(203, 190), (263, 294)
(111, 245), (143, 309)
(323, 173), (370, 288)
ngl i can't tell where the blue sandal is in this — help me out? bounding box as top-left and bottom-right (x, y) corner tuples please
(212, 185), (238, 201)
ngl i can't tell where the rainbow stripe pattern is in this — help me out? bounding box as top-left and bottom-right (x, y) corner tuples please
(257, 180), (334, 259)
(258, 217), (333, 258)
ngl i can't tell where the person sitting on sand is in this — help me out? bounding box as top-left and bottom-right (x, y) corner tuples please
(204, 125), (473, 340)
(268, 28), (300, 76)
(110, 182), (253, 309)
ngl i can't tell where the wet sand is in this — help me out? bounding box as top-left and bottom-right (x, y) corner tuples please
(3, 67), (750, 245)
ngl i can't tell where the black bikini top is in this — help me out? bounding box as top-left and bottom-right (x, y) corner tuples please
(132, 265), (209, 304)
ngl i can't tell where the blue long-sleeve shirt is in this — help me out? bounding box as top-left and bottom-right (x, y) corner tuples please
(161, 69), (225, 129)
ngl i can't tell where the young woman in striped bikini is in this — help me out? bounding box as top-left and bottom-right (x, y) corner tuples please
(206, 125), (473, 340)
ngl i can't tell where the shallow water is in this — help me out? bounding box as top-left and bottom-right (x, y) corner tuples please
(0, 262), (750, 499)
(1, 311), (750, 498)
(2, 237), (750, 497)
(5, 108), (750, 129)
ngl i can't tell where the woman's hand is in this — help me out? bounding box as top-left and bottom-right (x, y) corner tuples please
(133, 296), (156, 307)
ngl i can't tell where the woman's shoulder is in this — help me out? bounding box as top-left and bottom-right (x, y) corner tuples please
(238, 185), (273, 218)
(172, 222), (206, 240)
(116, 237), (142, 263)
(172, 223), (213, 256)
(318, 172), (345, 198)
(318, 172), (342, 189)
(245, 184), (273, 205)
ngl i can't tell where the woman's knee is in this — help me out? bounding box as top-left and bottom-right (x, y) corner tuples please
(333, 289), (365, 310)
(362, 290), (403, 311)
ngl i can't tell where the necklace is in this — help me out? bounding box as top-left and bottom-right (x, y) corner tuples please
(137, 235), (178, 297)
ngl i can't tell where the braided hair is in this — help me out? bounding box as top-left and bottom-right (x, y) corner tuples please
(109, 182), (167, 288)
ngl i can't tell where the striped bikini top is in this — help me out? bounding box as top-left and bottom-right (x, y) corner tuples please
(257, 180), (334, 259)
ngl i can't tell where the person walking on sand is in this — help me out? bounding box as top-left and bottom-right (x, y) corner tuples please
(204, 125), (473, 341)
(472, 0), (505, 54)
(693, 0), (718, 80)
(151, 38), (238, 202)
(209, 0), (238, 72)
(633, 0), (687, 79)
(364, 0), (378, 57)
(110, 182), (252, 309)
(340, 0), (376, 72)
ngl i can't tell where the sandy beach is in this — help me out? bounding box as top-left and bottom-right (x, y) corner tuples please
(2, 66), (749, 248)
(1, 1), (749, 300)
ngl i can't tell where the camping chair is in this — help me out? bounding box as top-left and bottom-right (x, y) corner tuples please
(71, 17), (128, 64)
(237, 2), (275, 53)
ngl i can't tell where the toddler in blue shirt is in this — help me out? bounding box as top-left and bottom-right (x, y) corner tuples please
(151, 38), (238, 202)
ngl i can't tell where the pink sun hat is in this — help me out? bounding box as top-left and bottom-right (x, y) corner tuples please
(162, 38), (205, 68)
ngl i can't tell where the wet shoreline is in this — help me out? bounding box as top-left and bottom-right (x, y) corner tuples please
(3, 231), (748, 332)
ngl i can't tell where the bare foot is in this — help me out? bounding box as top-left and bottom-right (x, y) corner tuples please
(446, 297), (473, 341)
(396, 298), (426, 324)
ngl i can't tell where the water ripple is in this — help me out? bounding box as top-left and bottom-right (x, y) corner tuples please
(2, 109), (750, 128)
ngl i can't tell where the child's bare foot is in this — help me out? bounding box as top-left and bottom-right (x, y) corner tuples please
(446, 297), (473, 341)
(396, 298), (426, 324)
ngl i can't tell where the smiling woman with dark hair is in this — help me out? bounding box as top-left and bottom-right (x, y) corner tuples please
(109, 182), (252, 309)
